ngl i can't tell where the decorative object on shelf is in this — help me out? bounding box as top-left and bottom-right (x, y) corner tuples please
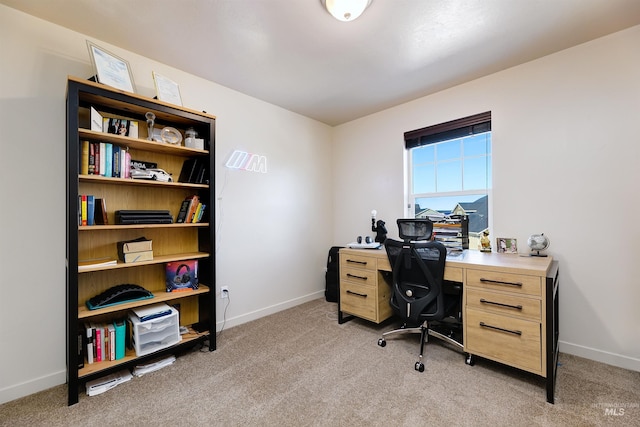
(527, 233), (550, 257)
(152, 71), (183, 106)
(160, 126), (182, 145)
(184, 127), (205, 149)
(321, 0), (372, 21)
(479, 230), (492, 252)
(370, 209), (387, 243)
(496, 237), (518, 254)
(145, 112), (155, 141)
(86, 40), (136, 93)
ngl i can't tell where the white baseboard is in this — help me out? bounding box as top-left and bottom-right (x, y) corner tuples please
(216, 291), (324, 332)
(559, 340), (640, 372)
(0, 370), (66, 405)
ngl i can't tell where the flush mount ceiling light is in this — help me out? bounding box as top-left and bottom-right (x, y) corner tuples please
(322, 0), (372, 22)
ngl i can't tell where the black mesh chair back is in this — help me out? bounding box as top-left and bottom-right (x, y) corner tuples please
(385, 239), (447, 324)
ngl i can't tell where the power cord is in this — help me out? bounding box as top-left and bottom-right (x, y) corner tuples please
(200, 290), (230, 352)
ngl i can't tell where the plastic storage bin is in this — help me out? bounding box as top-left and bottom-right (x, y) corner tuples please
(129, 306), (181, 356)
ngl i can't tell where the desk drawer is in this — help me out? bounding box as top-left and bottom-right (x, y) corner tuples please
(466, 269), (542, 296)
(340, 266), (377, 287)
(340, 281), (391, 323)
(466, 308), (541, 374)
(340, 253), (377, 271)
(466, 288), (541, 321)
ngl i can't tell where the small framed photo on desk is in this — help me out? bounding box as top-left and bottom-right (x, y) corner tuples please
(497, 237), (518, 254)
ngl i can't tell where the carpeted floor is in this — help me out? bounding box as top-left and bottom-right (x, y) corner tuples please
(1, 298), (638, 426)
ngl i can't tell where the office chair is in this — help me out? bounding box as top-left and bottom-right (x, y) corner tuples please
(377, 219), (464, 372)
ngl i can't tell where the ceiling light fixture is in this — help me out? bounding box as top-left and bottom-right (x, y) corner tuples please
(322, 0), (372, 22)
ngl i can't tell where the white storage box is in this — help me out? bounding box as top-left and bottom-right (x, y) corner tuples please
(129, 306), (181, 357)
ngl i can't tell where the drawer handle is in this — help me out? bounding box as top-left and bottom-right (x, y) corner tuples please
(346, 259), (368, 266)
(480, 298), (523, 310)
(480, 278), (522, 287)
(479, 322), (522, 336)
(346, 290), (367, 298)
(346, 273), (368, 281)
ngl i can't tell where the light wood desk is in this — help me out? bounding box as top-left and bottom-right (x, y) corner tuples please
(338, 247), (559, 403)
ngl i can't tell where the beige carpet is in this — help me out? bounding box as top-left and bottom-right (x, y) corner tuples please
(1, 298), (638, 426)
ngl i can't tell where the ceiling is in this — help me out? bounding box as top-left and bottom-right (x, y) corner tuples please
(3, 0), (640, 126)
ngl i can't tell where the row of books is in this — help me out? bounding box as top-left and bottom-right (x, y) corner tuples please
(79, 195), (108, 226)
(81, 141), (132, 178)
(84, 320), (126, 364)
(177, 195), (206, 223)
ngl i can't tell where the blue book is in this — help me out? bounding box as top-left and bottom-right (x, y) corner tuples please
(104, 143), (113, 177)
(86, 195), (95, 226)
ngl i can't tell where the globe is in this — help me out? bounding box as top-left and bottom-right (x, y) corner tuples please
(527, 233), (550, 257)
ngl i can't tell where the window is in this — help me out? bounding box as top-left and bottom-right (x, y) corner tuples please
(405, 112), (491, 250)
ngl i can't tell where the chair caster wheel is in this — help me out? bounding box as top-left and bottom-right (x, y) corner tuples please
(377, 338), (386, 347)
(415, 362), (424, 372)
(465, 354), (475, 366)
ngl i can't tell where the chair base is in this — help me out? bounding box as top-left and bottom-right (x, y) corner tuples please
(378, 321), (464, 371)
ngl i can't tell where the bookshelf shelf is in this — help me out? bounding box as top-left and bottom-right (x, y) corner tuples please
(79, 174), (209, 189)
(79, 223), (210, 231)
(78, 327), (206, 378)
(78, 285), (211, 318)
(78, 129), (208, 157)
(66, 76), (216, 405)
(78, 251), (210, 273)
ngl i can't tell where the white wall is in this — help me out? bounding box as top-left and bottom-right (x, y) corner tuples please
(2, 3), (639, 405)
(333, 25), (640, 371)
(0, 5), (333, 404)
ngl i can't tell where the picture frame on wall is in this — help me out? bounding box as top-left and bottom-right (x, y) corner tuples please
(496, 237), (518, 254)
(152, 71), (183, 106)
(87, 40), (136, 93)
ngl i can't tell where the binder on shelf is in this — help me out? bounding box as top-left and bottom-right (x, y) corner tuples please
(114, 319), (126, 360)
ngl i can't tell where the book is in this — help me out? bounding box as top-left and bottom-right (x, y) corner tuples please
(88, 142), (96, 174)
(178, 158), (198, 183)
(112, 145), (121, 178)
(99, 142), (106, 176)
(91, 322), (102, 362)
(176, 199), (191, 223)
(132, 303), (173, 322)
(122, 149), (131, 178)
(81, 141), (89, 175)
(81, 195), (87, 226)
(85, 323), (94, 364)
(117, 237), (153, 257)
(185, 195), (199, 223)
(78, 257), (118, 271)
(122, 250), (154, 263)
(86, 195), (95, 226)
(104, 143), (113, 177)
(113, 319), (126, 360)
(107, 324), (116, 361)
(95, 198), (108, 225)
(192, 203), (203, 223)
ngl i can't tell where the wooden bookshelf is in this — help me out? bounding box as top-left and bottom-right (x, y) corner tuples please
(66, 76), (216, 405)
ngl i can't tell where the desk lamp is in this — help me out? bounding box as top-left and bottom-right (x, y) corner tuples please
(371, 210), (388, 243)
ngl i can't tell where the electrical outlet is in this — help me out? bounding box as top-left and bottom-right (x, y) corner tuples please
(221, 286), (229, 299)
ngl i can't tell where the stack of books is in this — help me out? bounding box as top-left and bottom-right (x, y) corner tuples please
(117, 237), (153, 263)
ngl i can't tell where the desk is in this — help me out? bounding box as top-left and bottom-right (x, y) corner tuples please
(338, 247), (559, 403)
